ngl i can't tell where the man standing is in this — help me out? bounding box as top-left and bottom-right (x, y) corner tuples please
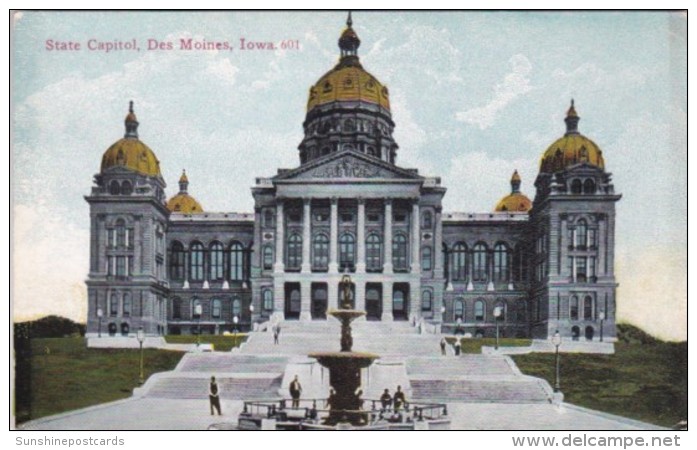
(289, 375), (302, 408)
(273, 324), (280, 345)
(440, 337), (447, 356)
(209, 376), (222, 416)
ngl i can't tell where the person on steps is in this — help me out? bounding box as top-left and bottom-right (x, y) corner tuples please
(209, 376), (222, 415)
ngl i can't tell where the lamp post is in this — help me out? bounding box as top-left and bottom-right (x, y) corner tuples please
(233, 315), (239, 347)
(194, 304), (203, 347)
(493, 306), (502, 350)
(599, 311), (605, 342)
(552, 330), (562, 392)
(137, 327), (145, 385)
(97, 308), (103, 338)
(249, 304), (255, 326)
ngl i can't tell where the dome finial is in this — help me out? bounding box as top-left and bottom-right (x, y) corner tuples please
(179, 169), (189, 193)
(564, 99), (580, 135)
(511, 170), (521, 193)
(347, 11), (352, 27)
(124, 100), (139, 139)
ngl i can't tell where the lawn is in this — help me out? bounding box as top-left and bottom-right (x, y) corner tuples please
(164, 334), (247, 352)
(512, 341), (687, 428)
(14, 338), (184, 424)
(443, 337), (532, 353)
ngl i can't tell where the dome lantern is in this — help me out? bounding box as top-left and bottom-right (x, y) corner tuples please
(495, 170), (532, 212)
(564, 99), (580, 136)
(124, 100), (139, 139)
(179, 169), (189, 193)
(338, 11), (361, 60)
(511, 169), (521, 193)
(167, 169), (203, 214)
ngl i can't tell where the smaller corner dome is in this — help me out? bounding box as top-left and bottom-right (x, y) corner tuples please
(539, 100), (605, 174)
(495, 170), (531, 212)
(166, 193), (204, 214)
(100, 101), (162, 178)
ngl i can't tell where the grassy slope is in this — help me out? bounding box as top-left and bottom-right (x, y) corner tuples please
(16, 338), (183, 423)
(164, 334), (247, 352)
(512, 340), (687, 428)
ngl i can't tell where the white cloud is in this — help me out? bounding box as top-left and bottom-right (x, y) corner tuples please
(205, 58), (239, 85)
(455, 54), (533, 129)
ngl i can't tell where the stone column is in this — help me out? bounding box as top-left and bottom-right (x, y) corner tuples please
(300, 280), (312, 322)
(434, 207), (444, 279)
(607, 213), (615, 276)
(382, 281), (393, 322)
(410, 280), (421, 321)
(355, 280), (366, 313)
(356, 198), (366, 273)
(329, 197), (339, 273)
(273, 276), (285, 322)
(598, 214), (606, 276)
(274, 200), (285, 273)
(383, 199), (393, 274)
(411, 200), (421, 273)
(572, 257), (577, 283)
(486, 249), (495, 291)
(560, 215), (568, 276)
(328, 278), (338, 311)
(301, 198), (312, 273)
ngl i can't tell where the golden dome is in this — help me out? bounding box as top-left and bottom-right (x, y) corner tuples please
(495, 170), (532, 212)
(101, 101), (162, 178)
(540, 101), (605, 173)
(166, 170), (204, 213)
(307, 14), (390, 113)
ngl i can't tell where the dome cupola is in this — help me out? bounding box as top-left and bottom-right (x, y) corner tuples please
(166, 170), (204, 213)
(495, 170), (532, 212)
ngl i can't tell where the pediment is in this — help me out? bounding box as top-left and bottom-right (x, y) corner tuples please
(274, 151), (422, 181)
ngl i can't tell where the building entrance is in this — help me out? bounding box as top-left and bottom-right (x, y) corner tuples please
(284, 283), (301, 320)
(366, 283), (382, 320)
(311, 283), (328, 319)
(393, 283), (409, 321)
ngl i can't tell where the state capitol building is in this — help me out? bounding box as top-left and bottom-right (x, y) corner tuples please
(85, 15), (621, 342)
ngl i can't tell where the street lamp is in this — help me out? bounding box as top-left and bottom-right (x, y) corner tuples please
(599, 311), (605, 342)
(194, 304), (203, 347)
(233, 315), (239, 347)
(137, 327), (145, 385)
(97, 308), (103, 338)
(493, 306), (502, 350)
(552, 330), (562, 392)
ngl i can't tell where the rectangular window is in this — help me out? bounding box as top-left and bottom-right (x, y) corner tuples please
(341, 213), (353, 223)
(576, 257), (587, 283)
(288, 213), (301, 223)
(107, 229), (115, 248)
(589, 229), (596, 248)
(421, 247), (432, 271)
(314, 213), (329, 222)
(116, 256), (126, 277)
(128, 229), (134, 249)
(590, 257), (596, 282)
(394, 214), (407, 223)
(110, 294), (118, 317)
(123, 295), (131, 317)
(367, 214), (380, 222)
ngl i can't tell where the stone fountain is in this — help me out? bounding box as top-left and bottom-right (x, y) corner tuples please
(308, 274), (379, 426)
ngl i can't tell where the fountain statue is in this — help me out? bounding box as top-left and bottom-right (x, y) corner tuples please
(308, 273), (379, 425)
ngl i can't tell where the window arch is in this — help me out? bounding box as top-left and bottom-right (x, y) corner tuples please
(366, 234), (382, 271)
(312, 234), (329, 270)
(122, 292), (131, 317)
(109, 180), (121, 195)
(474, 300), (485, 321)
(583, 179), (596, 194)
(191, 298), (202, 318)
(211, 299), (222, 319)
(454, 298), (465, 321)
(422, 290), (432, 311)
(392, 233), (408, 270)
(172, 297), (182, 319)
(584, 295), (594, 320)
(473, 243), (488, 282)
(209, 241), (224, 281)
(232, 297), (242, 318)
(452, 243), (467, 281)
(570, 295), (579, 321)
(493, 243), (510, 282)
(571, 179), (583, 194)
(170, 241), (186, 280)
(339, 233), (355, 271)
(263, 246), (274, 271)
(109, 292), (119, 317)
(230, 242), (245, 280)
(189, 242), (205, 281)
(263, 289), (274, 311)
(286, 234), (302, 270)
(422, 211), (432, 229)
(576, 219), (588, 249)
(121, 180), (133, 196)
(421, 246), (432, 271)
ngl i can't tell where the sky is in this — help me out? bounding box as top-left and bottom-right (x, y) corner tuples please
(10, 11), (687, 340)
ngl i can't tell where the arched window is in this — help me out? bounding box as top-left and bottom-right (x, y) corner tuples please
(230, 242), (245, 280)
(172, 297), (182, 319)
(452, 243), (467, 281)
(189, 242), (205, 281)
(571, 179), (583, 194)
(393, 290), (404, 312)
(422, 290), (432, 311)
(286, 234), (302, 270)
(170, 241), (186, 280)
(473, 243), (488, 282)
(392, 234), (408, 270)
(576, 219), (588, 249)
(263, 289), (273, 311)
(191, 298), (202, 318)
(121, 180), (133, 196)
(110, 292), (119, 317)
(312, 234), (329, 270)
(474, 300), (485, 321)
(211, 299), (222, 319)
(422, 211), (432, 229)
(122, 292), (131, 317)
(263, 246), (274, 271)
(337, 233), (354, 271)
(232, 297), (242, 318)
(366, 234), (382, 271)
(493, 243), (509, 282)
(209, 241), (224, 281)
(115, 219), (126, 248)
(583, 179), (596, 194)
(584, 295), (594, 320)
(109, 180), (120, 195)
(454, 298), (465, 321)
(570, 296), (579, 320)
(421, 246), (432, 271)
(494, 299), (507, 322)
